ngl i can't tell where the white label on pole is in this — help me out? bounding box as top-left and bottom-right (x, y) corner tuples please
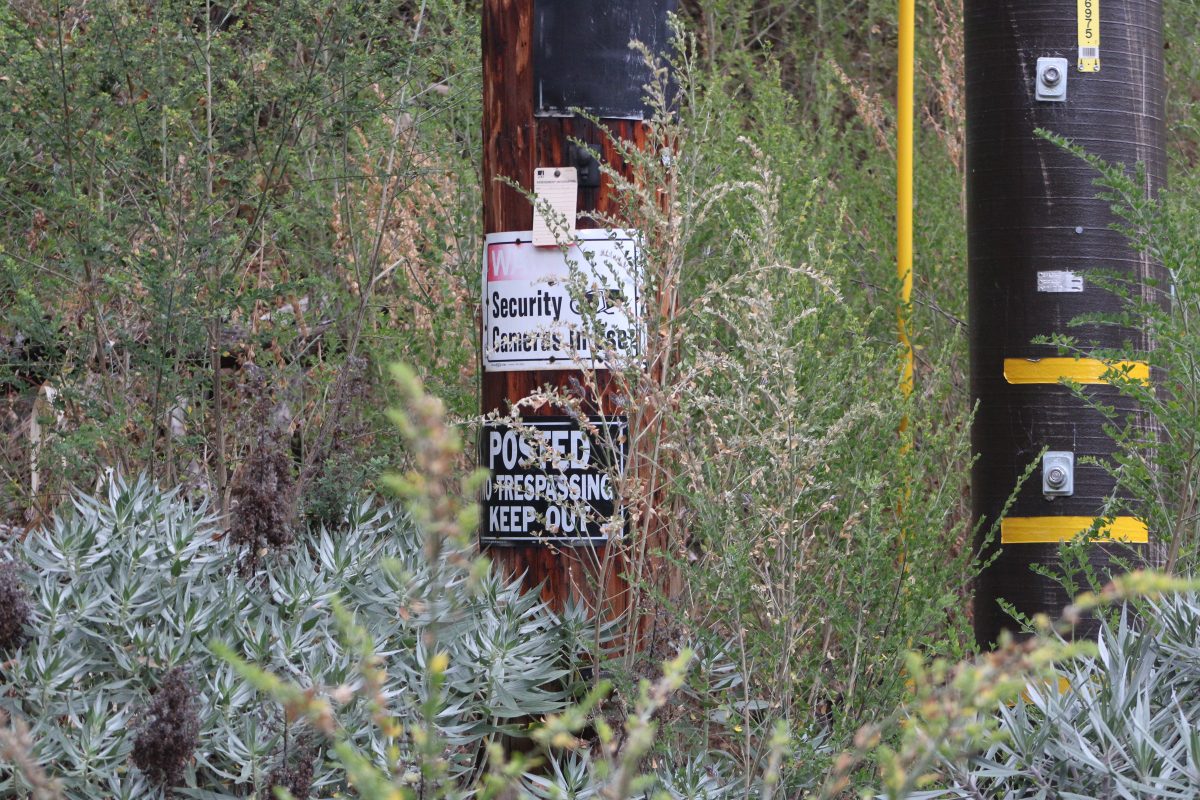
(1077, 0), (1100, 72)
(1037, 270), (1085, 293)
(482, 229), (642, 372)
(531, 167), (578, 246)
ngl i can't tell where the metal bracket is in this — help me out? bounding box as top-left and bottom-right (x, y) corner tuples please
(1042, 451), (1075, 498)
(567, 143), (602, 188)
(1036, 57), (1068, 102)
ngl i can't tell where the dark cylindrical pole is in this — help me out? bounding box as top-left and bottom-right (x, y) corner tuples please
(967, 1), (1166, 646)
(480, 1), (674, 619)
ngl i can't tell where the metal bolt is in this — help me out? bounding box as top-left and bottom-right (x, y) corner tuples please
(1043, 66), (1061, 86)
(1046, 466), (1067, 489)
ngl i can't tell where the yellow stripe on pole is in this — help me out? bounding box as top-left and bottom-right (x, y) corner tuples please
(1003, 358), (1150, 385)
(897, 0), (915, 404)
(1000, 516), (1148, 544)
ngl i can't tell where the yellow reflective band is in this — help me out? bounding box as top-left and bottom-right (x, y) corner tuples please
(1000, 516), (1148, 544)
(1003, 357), (1149, 385)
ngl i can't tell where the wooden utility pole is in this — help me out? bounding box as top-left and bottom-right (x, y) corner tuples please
(967, 0), (1165, 645)
(480, 1), (675, 621)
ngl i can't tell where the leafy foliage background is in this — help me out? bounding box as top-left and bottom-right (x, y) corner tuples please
(1, 0), (1199, 797)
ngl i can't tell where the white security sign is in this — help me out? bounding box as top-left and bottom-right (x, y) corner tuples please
(482, 229), (642, 371)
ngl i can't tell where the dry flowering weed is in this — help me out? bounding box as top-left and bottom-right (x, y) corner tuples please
(0, 557), (31, 651)
(130, 667), (202, 793)
(228, 370), (297, 573)
(922, 0), (966, 177)
(477, 34), (975, 781)
(828, 59), (894, 159)
(534, 23), (979, 774)
(260, 737), (318, 800)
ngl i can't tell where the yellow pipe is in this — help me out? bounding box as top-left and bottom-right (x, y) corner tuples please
(897, 0), (915, 403)
(895, 0), (916, 578)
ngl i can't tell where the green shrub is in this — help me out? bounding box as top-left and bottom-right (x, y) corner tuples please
(0, 0), (481, 513)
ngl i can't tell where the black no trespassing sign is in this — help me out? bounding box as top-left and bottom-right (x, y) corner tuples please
(480, 416), (627, 545)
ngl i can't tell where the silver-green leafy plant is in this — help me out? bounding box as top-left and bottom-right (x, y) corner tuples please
(819, 573), (1200, 799)
(941, 588), (1200, 798)
(0, 470), (599, 798)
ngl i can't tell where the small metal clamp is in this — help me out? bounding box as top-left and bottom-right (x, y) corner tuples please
(1043, 451), (1074, 498)
(1036, 57), (1068, 102)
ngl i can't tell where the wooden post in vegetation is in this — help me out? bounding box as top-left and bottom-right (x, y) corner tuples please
(479, 1), (674, 622)
(967, 0), (1166, 646)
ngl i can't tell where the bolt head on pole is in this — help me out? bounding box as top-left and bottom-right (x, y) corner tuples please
(1046, 466), (1067, 488)
(1042, 451), (1075, 498)
(1035, 57), (1069, 102)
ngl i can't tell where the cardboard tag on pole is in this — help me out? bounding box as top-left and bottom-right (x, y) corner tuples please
(531, 167), (577, 246)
